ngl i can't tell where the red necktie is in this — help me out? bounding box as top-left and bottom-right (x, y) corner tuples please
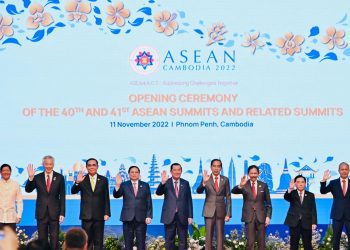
(46, 175), (51, 192)
(342, 180), (347, 196)
(133, 182), (138, 196)
(299, 192), (303, 204)
(175, 181), (179, 198)
(214, 176), (219, 192)
(251, 181), (256, 199)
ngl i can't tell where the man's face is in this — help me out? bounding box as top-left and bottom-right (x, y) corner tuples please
(171, 165), (182, 180)
(211, 160), (222, 176)
(248, 167), (259, 182)
(295, 177), (306, 191)
(43, 159), (54, 173)
(86, 160), (98, 176)
(339, 164), (349, 179)
(1, 167), (11, 181)
(129, 167), (140, 181)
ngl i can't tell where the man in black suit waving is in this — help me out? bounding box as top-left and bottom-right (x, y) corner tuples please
(114, 166), (152, 250)
(25, 155), (65, 250)
(156, 163), (193, 250)
(71, 158), (111, 250)
(284, 175), (317, 250)
(320, 162), (350, 250)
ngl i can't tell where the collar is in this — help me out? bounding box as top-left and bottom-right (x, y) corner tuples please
(0, 178), (11, 183)
(172, 178), (180, 184)
(45, 171), (53, 178)
(89, 174), (97, 180)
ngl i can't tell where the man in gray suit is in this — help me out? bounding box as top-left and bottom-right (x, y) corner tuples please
(196, 159), (231, 250)
(232, 165), (272, 250)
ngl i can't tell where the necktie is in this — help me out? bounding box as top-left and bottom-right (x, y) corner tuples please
(133, 182), (138, 196)
(342, 180), (347, 196)
(251, 181), (256, 199)
(46, 175), (51, 192)
(214, 176), (219, 192)
(90, 177), (96, 192)
(299, 192), (303, 204)
(175, 181), (179, 198)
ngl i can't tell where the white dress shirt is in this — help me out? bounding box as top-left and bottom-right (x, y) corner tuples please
(0, 179), (23, 223)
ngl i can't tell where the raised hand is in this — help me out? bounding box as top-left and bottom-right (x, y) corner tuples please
(115, 174), (123, 185)
(76, 170), (85, 184)
(322, 170), (331, 181)
(27, 164), (36, 180)
(202, 170), (210, 186)
(289, 178), (295, 190)
(161, 170), (168, 184)
(239, 176), (248, 187)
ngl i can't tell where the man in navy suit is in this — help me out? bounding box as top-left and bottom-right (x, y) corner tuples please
(114, 166), (152, 250)
(320, 162), (350, 250)
(25, 155), (65, 250)
(284, 175), (317, 250)
(156, 163), (193, 250)
(71, 158), (111, 250)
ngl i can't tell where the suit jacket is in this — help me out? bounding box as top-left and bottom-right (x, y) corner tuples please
(196, 175), (231, 218)
(156, 178), (193, 225)
(232, 180), (272, 223)
(284, 190), (317, 229)
(25, 171), (65, 220)
(320, 178), (350, 220)
(113, 180), (152, 222)
(71, 174), (111, 220)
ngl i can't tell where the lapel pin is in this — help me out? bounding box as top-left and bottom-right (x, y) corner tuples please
(97, 178), (100, 181)
(53, 177), (56, 181)
(140, 185), (142, 188)
(305, 194), (307, 196)
(259, 185), (261, 187)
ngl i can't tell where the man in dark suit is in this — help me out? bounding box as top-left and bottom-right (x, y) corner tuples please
(25, 155), (65, 250)
(284, 175), (317, 250)
(113, 166), (152, 250)
(71, 158), (111, 250)
(320, 162), (350, 250)
(156, 163), (193, 250)
(196, 159), (231, 250)
(231, 165), (272, 250)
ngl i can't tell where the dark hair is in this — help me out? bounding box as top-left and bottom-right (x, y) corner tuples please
(128, 165), (140, 173)
(170, 163), (182, 171)
(294, 174), (306, 182)
(26, 239), (51, 250)
(86, 158), (98, 167)
(211, 159), (222, 167)
(64, 227), (88, 249)
(247, 165), (259, 174)
(0, 163), (11, 172)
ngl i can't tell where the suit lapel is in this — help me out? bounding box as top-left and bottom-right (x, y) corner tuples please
(127, 181), (134, 196)
(85, 174), (93, 193)
(247, 180), (254, 199)
(137, 181), (143, 198)
(218, 176), (224, 193)
(168, 179), (176, 197)
(40, 173), (48, 193)
(179, 179), (184, 197)
(48, 171), (56, 193)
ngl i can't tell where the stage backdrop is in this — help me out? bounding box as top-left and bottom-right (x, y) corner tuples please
(1, 0), (349, 226)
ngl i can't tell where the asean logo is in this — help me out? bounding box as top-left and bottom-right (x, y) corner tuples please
(129, 46), (160, 75)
